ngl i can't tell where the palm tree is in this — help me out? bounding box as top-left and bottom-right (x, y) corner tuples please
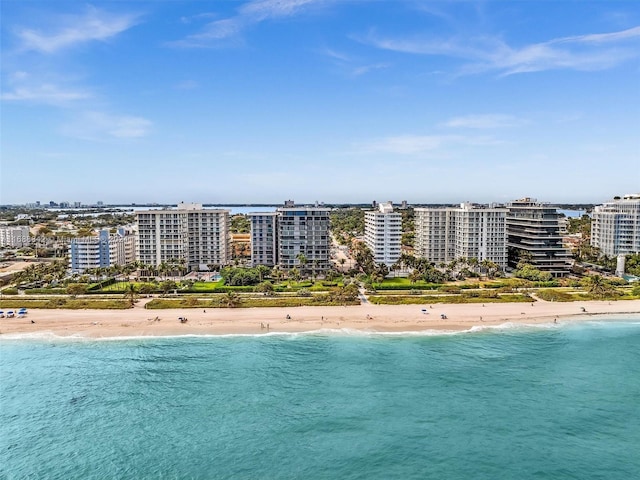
(256, 265), (271, 282)
(296, 253), (308, 278)
(124, 283), (138, 307)
(409, 270), (423, 284)
(338, 257), (346, 272)
(158, 262), (169, 280)
(468, 257), (479, 275)
(290, 267), (301, 282)
(583, 274), (613, 298)
(224, 292), (241, 308)
(271, 266), (283, 282)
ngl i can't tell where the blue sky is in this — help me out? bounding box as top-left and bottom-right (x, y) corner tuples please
(1, 0), (639, 205)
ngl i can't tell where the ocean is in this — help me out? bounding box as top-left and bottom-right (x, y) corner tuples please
(2, 318), (639, 479)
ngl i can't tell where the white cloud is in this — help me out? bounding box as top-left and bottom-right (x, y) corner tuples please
(356, 133), (502, 155)
(351, 63), (390, 77)
(16, 6), (139, 53)
(360, 25), (640, 75)
(61, 111), (152, 140)
(171, 0), (330, 47)
(442, 114), (524, 129)
(1, 83), (92, 105)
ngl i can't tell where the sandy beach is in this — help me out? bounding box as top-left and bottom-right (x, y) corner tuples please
(1, 299), (640, 338)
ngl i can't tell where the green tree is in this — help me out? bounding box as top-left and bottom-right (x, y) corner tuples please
(160, 280), (177, 295)
(138, 283), (156, 295)
(224, 292), (241, 308)
(255, 281), (274, 295)
(256, 265), (271, 282)
(581, 274), (615, 298)
(296, 253), (308, 277)
(124, 283), (139, 307)
(230, 214), (251, 233)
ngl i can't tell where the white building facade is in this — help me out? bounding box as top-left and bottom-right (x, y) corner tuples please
(69, 230), (135, 273)
(414, 208), (453, 265)
(364, 202), (402, 267)
(415, 203), (508, 269)
(136, 202), (230, 271)
(591, 194), (640, 256)
(0, 226), (31, 247)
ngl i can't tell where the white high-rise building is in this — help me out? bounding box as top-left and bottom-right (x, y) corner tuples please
(414, 208), (452, 265)
(136, 202), (230, 271)
(364, 202), (402, 267)
(415, 203), (508, 269)
(249, 212), (278, 267)
(0, 226), (31, 247)
(591, 194), (640, 256)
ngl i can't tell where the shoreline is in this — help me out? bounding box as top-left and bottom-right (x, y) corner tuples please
(1, 300), (639, 339)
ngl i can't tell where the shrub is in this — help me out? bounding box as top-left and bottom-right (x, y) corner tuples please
(439, 285), (461, 294)
(536, 289), (575, 302)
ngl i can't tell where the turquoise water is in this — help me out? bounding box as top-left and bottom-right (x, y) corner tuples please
(2, 319), (640, 479)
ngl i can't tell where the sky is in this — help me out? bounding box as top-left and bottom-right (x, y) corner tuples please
(1, 0), (639, 206)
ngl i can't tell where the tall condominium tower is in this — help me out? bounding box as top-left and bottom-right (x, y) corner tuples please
(414, 208), (452, 265)
(506, 198), (571, 277)
(249, 212), (278, 267)
(136, 202), (230, 271)
(249, 203), (331, 274)
(415, 203), (508, 269)
(277, 203), (330, 274)
(591, 194), (640, 256)
(364, 202), (402, 267)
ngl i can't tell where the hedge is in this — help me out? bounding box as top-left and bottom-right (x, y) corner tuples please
(145, 297), (360, 309)
(373, 283), (441, 291)
(0, 299), (130, 309)
(368, 294), (532, 305)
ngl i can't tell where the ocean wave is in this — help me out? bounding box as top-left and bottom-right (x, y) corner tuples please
(2, 316), (638, 343)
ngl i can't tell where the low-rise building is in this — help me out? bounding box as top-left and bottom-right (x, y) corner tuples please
(69, 229), (135, 273)
(0, 226), (31, 247)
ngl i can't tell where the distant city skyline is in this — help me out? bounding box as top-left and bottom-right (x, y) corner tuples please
(2, 1), (639, 204)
